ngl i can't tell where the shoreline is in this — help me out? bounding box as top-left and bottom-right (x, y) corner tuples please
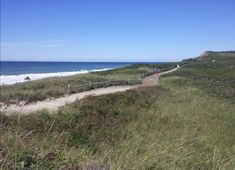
(0, 68), (113, 86)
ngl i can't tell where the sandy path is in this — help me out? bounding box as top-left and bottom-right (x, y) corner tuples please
(142, 67), (179, 86)
(1, 86), (137, 114)
(142, 73), (160, 86)
(1, 67), (179, 114)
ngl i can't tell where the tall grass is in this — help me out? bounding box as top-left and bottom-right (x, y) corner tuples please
(1, 77), (234, 169)
(1, 86), (169, 169)
(94, 76), (235, 169)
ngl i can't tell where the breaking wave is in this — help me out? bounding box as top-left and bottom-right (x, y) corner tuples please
(0, 68), (112, 86)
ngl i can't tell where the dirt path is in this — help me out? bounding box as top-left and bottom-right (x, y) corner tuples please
(1, 67), (179, 114)
(1, 86), (137, 114)
(142, 73), (160, 86)
(142, 67), (179, 86)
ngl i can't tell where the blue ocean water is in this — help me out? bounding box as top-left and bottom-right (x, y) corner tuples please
(0, 61), (138, 75)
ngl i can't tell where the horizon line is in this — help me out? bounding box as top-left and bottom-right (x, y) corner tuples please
(0, 60), (179, 63)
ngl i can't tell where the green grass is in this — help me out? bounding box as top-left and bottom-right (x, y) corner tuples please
(1, 52), (235, 169)
(0, 63), (176, 104)
(1, 86), (168, 169)
(164, 52), (235, 102)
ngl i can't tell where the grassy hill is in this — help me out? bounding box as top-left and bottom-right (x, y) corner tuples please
(166, 51), (235, 102)
(0, 52), (235, 169)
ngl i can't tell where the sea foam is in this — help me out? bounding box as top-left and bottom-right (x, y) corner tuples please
(0, 68), (112, 86)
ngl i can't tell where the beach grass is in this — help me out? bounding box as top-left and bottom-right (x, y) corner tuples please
(163, 52), (235, 102)
(1, 52), (235, 169)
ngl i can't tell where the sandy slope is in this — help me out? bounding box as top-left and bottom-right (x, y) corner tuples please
(0, 67), (179, 114)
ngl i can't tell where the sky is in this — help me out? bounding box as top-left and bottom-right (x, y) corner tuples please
(1, 0), (235, 62)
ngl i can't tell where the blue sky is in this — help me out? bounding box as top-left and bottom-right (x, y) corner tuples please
(1, 0), (235, 62)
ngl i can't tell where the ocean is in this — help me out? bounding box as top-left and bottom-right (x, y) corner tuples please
(0, 61), (152, 85)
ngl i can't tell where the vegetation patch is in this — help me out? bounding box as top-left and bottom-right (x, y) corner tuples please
(0, 86), (168, 169)
(162, 52), (235, 102)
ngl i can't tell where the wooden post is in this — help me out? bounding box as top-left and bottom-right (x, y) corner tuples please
(68, 84), (71, 93)
(89, 81), (92, 88)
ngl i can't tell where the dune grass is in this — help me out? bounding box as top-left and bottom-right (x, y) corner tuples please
(1, 86), (168, 169)
(1, 77), (234, 169)
(0, 52), (235, 169)
(165, 52), (235, 102)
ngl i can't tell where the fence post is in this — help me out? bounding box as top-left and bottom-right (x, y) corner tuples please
(67, 84), (71, 93)
(89, 81), (92, 88)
